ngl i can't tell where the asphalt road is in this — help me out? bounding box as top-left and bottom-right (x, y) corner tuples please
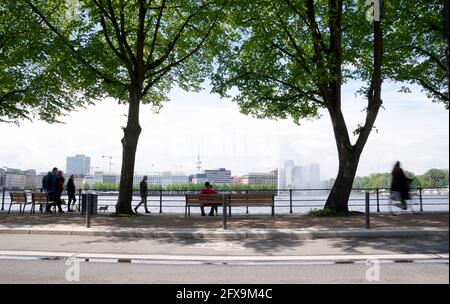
(0, 234), (447, 284)
(0, 259), (448, 284)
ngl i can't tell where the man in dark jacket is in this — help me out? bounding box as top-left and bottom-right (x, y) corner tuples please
(42, 172), (51, 191)
(45, 167), (59, 213)
(54, 170), (65, 213)
(134, 176), (150, 214)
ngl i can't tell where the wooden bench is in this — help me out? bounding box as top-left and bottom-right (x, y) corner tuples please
(8, 192), (29, 214)
(31, 192), (50, 214)
(228, 193), (275, 216)
(185, 194), (223, 217)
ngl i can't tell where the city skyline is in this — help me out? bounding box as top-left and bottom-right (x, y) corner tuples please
(0, 81), (448, 179)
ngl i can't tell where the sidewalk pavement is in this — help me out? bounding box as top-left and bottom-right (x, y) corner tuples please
(0, 212), (448, 239)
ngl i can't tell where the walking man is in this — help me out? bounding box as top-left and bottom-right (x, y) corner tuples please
(134, 175), (150, 214)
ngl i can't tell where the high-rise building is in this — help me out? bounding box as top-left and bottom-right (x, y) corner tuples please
(277, 167), (286, 189)
(0, 168), (26, 188)
(148, 172), (189, 187)
(0, 168), (6, 187)
(243, 171), (277, 185)
(24, 169), (36, 189)
(284, 160), (294, 188)
(204, 168), (232, 184)
(66, 154), (91, 176)
(293, 166), (303, 188)
(191, 173), (208, 184)
(278, 161), (320, 189)
(308, 163), (321, 188)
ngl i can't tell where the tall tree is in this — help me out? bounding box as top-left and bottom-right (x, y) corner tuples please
(0, 0), (87, 123)
(21, 0), (225, 214)
(383, 0), (448, 108)
(212, 0), (383, 212)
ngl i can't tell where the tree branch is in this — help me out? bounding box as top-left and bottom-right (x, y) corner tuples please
(105, 0), (136, 66)
(266, 13), (312, 74)
(355, 17), (383, 154)
(147, 0), (166, 63)
(146, 10), (197, 72)
(97, 11), (131, 72)
(0, 89), (28, 105)
(25, 0), (124, 87)
(119, 0), (138, 66)
(306, 0), (329, 96)
(136, 0), (147, 74)
(412, 76), (449, 102)
(143, 9), (219, 96)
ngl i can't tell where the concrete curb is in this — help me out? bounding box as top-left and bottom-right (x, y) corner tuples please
(0, 226), (447, 239)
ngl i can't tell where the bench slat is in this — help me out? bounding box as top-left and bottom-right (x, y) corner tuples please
(10, 192), (27, 203)
(32, 193), (48, 203)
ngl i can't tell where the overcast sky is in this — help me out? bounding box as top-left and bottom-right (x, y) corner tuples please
(0, 80), (448, 180)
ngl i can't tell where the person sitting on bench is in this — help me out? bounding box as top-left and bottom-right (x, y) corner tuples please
(199, 181), (218, 216)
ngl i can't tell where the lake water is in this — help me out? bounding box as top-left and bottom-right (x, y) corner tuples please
(2, 191), (448, 214)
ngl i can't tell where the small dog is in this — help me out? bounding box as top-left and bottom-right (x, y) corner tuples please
(98, 206), (109, 212)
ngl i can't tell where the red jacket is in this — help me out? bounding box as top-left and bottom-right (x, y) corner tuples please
(200, 187), (218, 195)
(200, 187), (219, 205)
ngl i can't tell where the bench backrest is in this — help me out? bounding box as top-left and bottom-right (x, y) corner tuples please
(229, 193), (274, 204)
(32, 192), (48, 203)
(10, 192), (27, 203)
(186, 194), (223, 204)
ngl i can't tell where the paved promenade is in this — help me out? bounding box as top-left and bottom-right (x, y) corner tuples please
(0, 212), (447, 239)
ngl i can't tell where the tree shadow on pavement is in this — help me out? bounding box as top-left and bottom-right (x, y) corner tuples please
(329, 236), (449, 254)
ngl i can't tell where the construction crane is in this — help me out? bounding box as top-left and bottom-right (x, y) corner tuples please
(101, 156), (114, 173)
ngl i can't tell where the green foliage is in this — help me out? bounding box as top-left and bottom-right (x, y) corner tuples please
(81, 183), (92, 190)
(382, 0), (448, 108)
(77, 182), (277, 192)
(421, 169), (449, 187)
(307, 208), (337, 217)
(5, 0), (228, 211)
(212, 0), (329, 124)
(0, 0), (88, 124)
(351, 169), (448, 189)
(64, 0), (226, 105)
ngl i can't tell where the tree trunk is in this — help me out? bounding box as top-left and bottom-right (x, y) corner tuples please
(116, 86), (142, 214)
(443, 0), (449, 80)
(324, 106), (360, 212)
(325, 149), (360, 212)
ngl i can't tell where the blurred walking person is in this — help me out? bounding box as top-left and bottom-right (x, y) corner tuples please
(134, 175), (150, 214)
(66, 175), (76, 212)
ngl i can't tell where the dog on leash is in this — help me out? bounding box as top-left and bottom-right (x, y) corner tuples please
(98, 205), (109, 212)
